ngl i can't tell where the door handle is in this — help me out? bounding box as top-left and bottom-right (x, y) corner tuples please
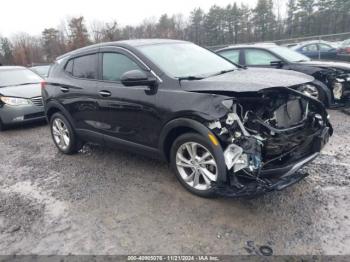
(99, 90), (111, 97)
(60, 87), (69, 93)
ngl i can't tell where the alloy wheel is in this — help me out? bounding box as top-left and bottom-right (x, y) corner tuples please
(52, 118), (71, 151)
(176, 142), (218, 191)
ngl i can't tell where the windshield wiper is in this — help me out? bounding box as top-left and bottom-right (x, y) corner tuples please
(208, 69), (235, 78)
(17, 82), (40, 86)
(176, 76), (205, 81)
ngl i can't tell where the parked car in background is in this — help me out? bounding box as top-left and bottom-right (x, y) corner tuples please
(290, 41), (338, 59)
(338, 39), (350, 54)
(217, 43), (350, 108)
(282, 43), (298, 48)
(43, 39), (332, 197)
(0, 66), (46, 130)
(30, 64), (51, 78)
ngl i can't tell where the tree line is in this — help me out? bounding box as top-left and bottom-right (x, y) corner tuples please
(1, 0), (349, 66)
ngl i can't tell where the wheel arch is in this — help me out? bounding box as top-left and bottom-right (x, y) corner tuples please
(45, 101), (76, 128)
(159, 118), (227, 182)
(312, 79), (332, 107)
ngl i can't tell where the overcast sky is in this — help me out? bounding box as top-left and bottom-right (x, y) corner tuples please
(0, 0), (266, 37)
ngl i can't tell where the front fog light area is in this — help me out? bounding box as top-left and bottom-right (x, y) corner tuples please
(13, 116), (24, 121)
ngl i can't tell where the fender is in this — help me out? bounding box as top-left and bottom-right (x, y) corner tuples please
(45, 100), (76, 128)
(159, 117), (227, 182)
(312, 79), (333, 106)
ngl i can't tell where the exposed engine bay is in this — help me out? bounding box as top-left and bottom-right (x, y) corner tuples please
(207, 87), (332, 196)
(314, 68), (350, 104)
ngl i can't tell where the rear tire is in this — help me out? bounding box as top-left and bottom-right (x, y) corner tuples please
(50, 112), (82, 154)
(170, 133), (226, 198)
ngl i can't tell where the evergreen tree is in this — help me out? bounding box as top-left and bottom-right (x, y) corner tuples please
(253, 0), (276, 41)
(189, 8), (205, 45)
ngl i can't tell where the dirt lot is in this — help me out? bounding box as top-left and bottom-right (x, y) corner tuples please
(0, 110), (349, 255)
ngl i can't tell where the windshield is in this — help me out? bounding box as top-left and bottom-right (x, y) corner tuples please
(270, 46), (311, 62)
(31, 65), (50, 77)
(0, 68), (42, 87)
(138, 42), (237, 78)
(341, 39), (350, 47)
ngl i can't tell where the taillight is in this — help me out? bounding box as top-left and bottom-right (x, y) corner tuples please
(41, 81), (47, 89)
(346, 47), (350, 54)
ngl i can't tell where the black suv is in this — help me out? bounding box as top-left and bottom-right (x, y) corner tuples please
(43, 39), (332, 197)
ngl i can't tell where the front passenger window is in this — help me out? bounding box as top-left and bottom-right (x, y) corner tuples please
(245, 49), (278, 66)
(102, 53), (141, 81)
(218, 49), (240, 64)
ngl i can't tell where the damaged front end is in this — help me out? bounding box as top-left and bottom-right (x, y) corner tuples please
(207, 87), (332, 197)
(314, 68), (350, 107)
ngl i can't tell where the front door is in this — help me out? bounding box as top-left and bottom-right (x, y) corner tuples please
(95, 47), (161, 148)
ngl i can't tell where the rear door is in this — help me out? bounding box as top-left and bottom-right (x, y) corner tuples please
(318, 43), (337, 59)
(59, 50), (102, 142)
(95, 47), (161, 148)
(300, 44), (319, 59)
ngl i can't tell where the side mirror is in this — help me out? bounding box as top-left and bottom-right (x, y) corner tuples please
(120, 70), (157, 87)
(270, 60), (284, 68)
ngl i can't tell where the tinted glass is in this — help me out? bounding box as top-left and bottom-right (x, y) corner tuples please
(65, 60), (73, 75)
(138, 43), (236, 78)
(102, 53), (141, 81)
(72, 54), (97, 79)
(218, 49), (240, 64)
(0, 68), (42, 87)
(245, 49), (278, 65)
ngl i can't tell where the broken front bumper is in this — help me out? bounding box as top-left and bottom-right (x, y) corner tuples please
(214, 126), (331, 198)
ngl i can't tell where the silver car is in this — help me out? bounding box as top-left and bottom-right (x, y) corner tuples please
(0, 66), (46, 130)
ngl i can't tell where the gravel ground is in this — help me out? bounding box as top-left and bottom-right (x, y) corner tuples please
(0, 110), (349, 255)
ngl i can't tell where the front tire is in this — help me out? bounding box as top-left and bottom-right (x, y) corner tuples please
(50, 112), (82, 154)
(170, 133), (226, 198)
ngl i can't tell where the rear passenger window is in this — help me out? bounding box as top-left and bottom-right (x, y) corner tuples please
(102, 53), (141, 81)
(65, 54), (97, 79)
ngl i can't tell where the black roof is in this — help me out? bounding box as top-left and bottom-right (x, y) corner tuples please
(57, 39), (188, 60)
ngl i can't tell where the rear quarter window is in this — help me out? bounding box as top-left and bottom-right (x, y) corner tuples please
(64, 54), (98, 79)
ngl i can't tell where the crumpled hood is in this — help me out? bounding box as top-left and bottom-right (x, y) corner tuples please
(181, 68), (314, 92)
(299, 60), (350, 71)
(0, 83), (41, 98)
